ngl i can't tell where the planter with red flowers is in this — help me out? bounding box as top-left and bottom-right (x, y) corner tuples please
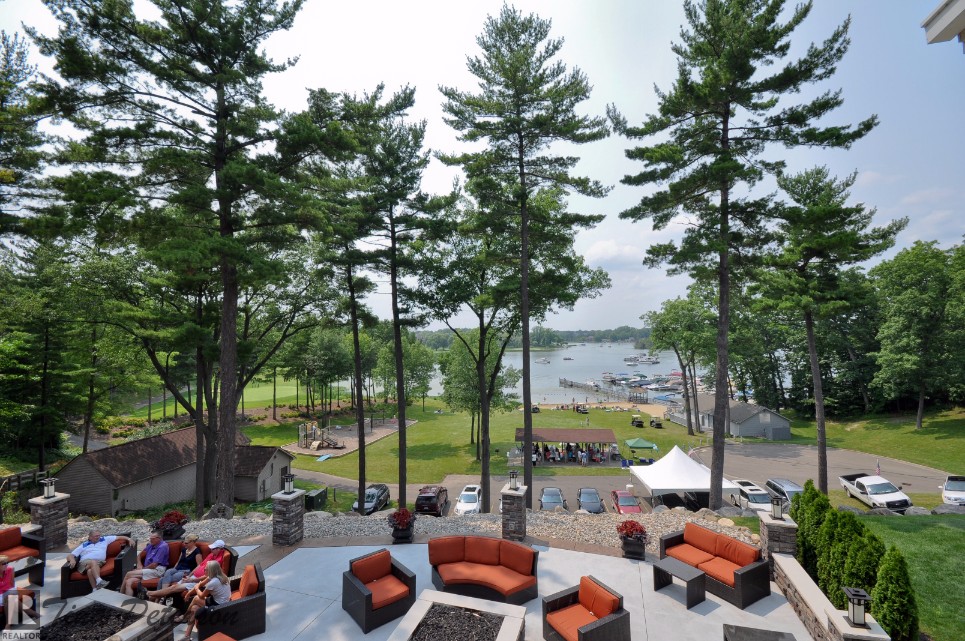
(388, 508), (416, 544)
(617, 519), (647, 560)
(152, 510), (190, 541)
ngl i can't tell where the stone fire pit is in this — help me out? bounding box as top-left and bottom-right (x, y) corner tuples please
(386, 589), (525, 641)
(34, 588), (176, 641)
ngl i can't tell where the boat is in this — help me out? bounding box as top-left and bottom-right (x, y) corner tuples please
(601, 372), (616, 381)
(563, 357), (573, 361)
(638, 355), (660, 364)
(536, 357), (550, 364)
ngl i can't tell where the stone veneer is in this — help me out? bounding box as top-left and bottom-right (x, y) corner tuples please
(500, 483), (527, 541)
(28, 492), (70, 550)
(271, 488), (306, 546)
(759, 511), (798, 580)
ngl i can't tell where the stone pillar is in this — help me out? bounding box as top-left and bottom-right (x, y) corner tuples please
(501, 483), (528, 542)
(28, 492), (70, 550)
(760, 511), (798, 580)
(271, 489), (305, 547)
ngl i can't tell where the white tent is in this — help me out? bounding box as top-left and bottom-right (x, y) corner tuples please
(628, 445), (740, 498)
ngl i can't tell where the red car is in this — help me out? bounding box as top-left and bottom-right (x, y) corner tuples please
(610, 490), (642, 514)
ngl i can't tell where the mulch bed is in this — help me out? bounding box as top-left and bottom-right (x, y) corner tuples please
(40, 602), (140, 641)
(409, 603), (503, 641)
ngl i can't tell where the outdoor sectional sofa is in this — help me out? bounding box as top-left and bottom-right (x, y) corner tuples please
(659, 522), (770, 609)
(135, 540), (238, 592)
(428, 535), (539, 605)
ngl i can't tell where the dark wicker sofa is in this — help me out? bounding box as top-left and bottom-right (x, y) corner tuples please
(60, 533), (136, 599)
(195, 563), (266, 641)
(659, 522), (770, 609)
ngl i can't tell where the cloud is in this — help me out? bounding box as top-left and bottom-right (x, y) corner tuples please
(899, 188), (958, 207)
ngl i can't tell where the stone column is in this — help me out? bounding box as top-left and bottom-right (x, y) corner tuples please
(28, 492), (70, 550)
(501, 483), (527, 542)
(271, 489), (305, 547)
(760, 511), (798, 580)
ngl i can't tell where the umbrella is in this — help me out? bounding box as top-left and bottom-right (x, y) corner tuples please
(624, 437), (658, 450)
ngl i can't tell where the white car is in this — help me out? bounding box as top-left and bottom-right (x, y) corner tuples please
(940, 475), (965, 505)
(731, 479), (771, 512)
(454, 484), (482, 515)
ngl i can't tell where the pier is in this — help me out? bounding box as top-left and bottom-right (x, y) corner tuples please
(558, 378), (649, 403)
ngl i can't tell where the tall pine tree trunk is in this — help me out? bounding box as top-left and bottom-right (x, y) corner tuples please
(710, 152), (731, 510)
(916, 384), (926, 430)
(389, 221), (409, 508)
(804, 310), (828, 494)
(478, 328), (491, 511)
(83, 326), (98, 454)
(518, 145), (533, 510)
(675, 347), (694, 436)
(346, 264), (368, 515)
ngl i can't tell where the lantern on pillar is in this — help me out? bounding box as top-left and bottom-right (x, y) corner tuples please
(283, 473), (295, 494)
(41, 478), (57, 499)
(770, 495), (784, 520)
(843, 587), (870, 627)
(509, 470), (519, 491)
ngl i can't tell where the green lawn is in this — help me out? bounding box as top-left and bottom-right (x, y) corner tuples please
(0, 456), (37, 477)
(828, 489), (945, 512)
(129, 380), (339, 419)
(860, 515), (965, 641)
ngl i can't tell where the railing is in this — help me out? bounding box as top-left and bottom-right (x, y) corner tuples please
(1, 469), (48, 491)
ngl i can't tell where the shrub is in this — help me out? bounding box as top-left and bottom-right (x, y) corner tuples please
(842, 532), (885, 598)
(872, 546), (918, 641)
(817, 510), (863, 604)
(795, 480), (831, 579)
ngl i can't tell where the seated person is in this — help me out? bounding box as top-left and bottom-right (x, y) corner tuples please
(157, 534), (202, 591)
(1, 555), (38, 630)
(121, 530), (169, 596)
(145, 540), (226, 602)
(177, 561), (232, 639)
(66, 530), (133, 590)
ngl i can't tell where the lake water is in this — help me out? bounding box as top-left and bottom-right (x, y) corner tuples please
(429, 343), (681, 403)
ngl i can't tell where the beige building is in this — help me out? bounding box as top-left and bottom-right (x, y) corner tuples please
(923, 0), (965, 51)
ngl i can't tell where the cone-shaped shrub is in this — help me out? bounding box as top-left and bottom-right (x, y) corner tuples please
(871, 546), (918, 641)
(842, 532), (885, 598)
(818, 510), (864, 601)
(797, 480), (831, 580)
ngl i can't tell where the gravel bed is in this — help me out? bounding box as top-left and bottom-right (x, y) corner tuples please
(67, 508), (759, 554)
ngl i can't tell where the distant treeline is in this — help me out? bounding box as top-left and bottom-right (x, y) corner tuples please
(413, 326), (652, 350)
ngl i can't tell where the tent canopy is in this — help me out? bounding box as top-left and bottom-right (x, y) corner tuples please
(514, 428), (617, 444)
(624, 438), (658, 450)
(628, 445), (739, 497)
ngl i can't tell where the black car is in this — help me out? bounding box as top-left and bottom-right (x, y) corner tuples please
(576, 487), (605, 513)
(539, 487), (568, 511)
(415, 485), (449, 517)
(352, 483), (390, 515)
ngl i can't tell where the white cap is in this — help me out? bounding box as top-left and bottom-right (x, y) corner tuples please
(210, 540), (225, 549)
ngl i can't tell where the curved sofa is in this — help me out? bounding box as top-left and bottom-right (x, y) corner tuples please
(428, 535), (539, 605)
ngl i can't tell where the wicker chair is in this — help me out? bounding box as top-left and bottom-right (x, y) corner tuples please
(0, 527), (46, 586)
(194, 563), (267, 641)
(542, 576), (630, 641)
(60, 533), (136, 599)
(342, 549), (416, 633)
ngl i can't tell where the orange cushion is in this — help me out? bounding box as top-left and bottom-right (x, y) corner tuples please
(366, 574), (410, 609)
(499, 541), (535, 577)
(0, 528), (22, 551)
(106, 538), (127, 558)
(202, 634), (237, 641)
(715, 535), (760, 567)
(666, 543), (715, 567)
(465, 537), (501, 565)
(237, 565), (259, 598)
(2, 545), (39, 563)
(546, 603), (597, 641)
(698, 556), (741, 587)
(352, 550), (391, 585)
(428, 537), (465, 566)
(436, 562), (536, 596)
(577, 576), (620, 618)
(682, 523), (718, 555)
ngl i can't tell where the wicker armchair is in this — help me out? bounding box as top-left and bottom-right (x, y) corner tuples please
(60, 534), (136, 599)
(195, 563), (267, 641)
(0, 527), (46, 586)
(543, 576), (630, 641)
(342, 548), (416, 633)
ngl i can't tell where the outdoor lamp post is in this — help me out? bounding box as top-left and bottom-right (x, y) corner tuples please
(509, 470), (519, 491)
(41, 478), (57, 499)
(843, 587), (870, 627)
(770, 495), (784, 520)
(283, 473), (295, 494)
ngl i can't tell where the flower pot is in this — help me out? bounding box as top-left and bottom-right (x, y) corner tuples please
(391, 526), (413, 544)
(620, 536), (646, 560)
(161, 525), (185, 541)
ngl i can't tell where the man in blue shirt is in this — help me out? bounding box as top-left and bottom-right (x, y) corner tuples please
(120, 531), (170, 596)
(66, 530), (133, 590)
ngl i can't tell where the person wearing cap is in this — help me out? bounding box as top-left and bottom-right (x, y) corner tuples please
(151, 534), (202, 594)
(145, 540), (227, 602)
(121, 530), (169, 596)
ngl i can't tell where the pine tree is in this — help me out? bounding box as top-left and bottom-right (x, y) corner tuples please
(872, 546), (919, 641)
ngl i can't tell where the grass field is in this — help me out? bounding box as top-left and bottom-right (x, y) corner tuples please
(129, 380), (321, 419)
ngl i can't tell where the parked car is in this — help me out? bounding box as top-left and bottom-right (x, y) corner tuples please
(765, 478), (804, 510)
(939, 475), (965, 505)
(610, 490), (642, 514)
(454, 484), (482, 515)
(352, 483), (390, 515)
(415, 485), (449, 517)
(539, 487), (567, 511)
(730, 479), (771, 512)
(576, 487), (605, 513)
(840, 473), (912, 513)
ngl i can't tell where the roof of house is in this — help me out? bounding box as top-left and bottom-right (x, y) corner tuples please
(692, 393), (788, 424)
(235, 445), (295, 477)
(60, 425), (251, 489)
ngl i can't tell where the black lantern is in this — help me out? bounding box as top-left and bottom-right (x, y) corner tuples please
(41, 478), (57, 499)
(283, 473), (295, 494)
(770, 495), (784, 520)
(843, 587), (870, 627)
(509, 470), (519, 491)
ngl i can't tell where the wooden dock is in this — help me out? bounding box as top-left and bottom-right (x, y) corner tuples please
(558, 378), (648, 403)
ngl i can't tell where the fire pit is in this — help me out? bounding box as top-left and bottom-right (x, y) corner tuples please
(387, 589), (525, 641)
(33, 588), (176, 641)
(39, 602), (139, 641)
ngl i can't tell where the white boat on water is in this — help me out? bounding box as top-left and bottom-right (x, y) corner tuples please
(638, 355), (660, 364)
(601, 372), (616, 381)
(536, 357), (550, 364)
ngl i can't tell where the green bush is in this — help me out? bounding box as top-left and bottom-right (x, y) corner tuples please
(872, 546), (919, 641)
(818, 510), (863, 608)
(842, 532), (885, 599)
(795, 480), (831, 580)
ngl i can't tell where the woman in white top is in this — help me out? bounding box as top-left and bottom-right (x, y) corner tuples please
(178, 561), (231, 639)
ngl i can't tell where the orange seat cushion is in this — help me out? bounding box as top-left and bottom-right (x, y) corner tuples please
(682, 523), (719, 555)
(352, 550), (391, 585)
(436, 562), (536, 597)
(237, 565), (259, 598)
(578, 576), (620, 618)
(106, 539), (126, 558)
(428, 537), (465, 566)
(366, 574), (410, 609)
(666, 543), (715, 567)
(140, 577), (161, 590)
(698, 556), (742, 587)
(464, 537), (501, 565)
(202, 633), (237, 641)
(546, 603), (597, 641)
(0, 528), (22, 550)
(715, 535), (760, 567)
(70, 557), (115, 582)
(499, 541), (535, 577)
(2, 545), (39, 563)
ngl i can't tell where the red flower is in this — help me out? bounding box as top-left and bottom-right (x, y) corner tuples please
(388, 508), (414, 529)
(617, 519), (647, 540)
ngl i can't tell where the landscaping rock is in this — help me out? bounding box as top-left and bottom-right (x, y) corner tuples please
(867, 507), (900, 516)
(72, 515), (92, 523)
(903, 506), (930, 516)
(717, 518), (735, 527)
(741, 509), (758, 518)
(837, 505), (865, 515)
(671, 507), (689, 514)
(716, 506), (742, 517)
(696, 508), (718, 521)
(203, 503), (234, 520)
(750, 533), (761, 544)
(932, 504), (965, 515)
(652, 505), (669, 513)
(245, 511), (269, 521)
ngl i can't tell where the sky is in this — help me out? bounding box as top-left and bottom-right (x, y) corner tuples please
(3, 1), (964, 331)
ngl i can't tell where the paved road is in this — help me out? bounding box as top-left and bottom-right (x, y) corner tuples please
(295, 442), (950, 514)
